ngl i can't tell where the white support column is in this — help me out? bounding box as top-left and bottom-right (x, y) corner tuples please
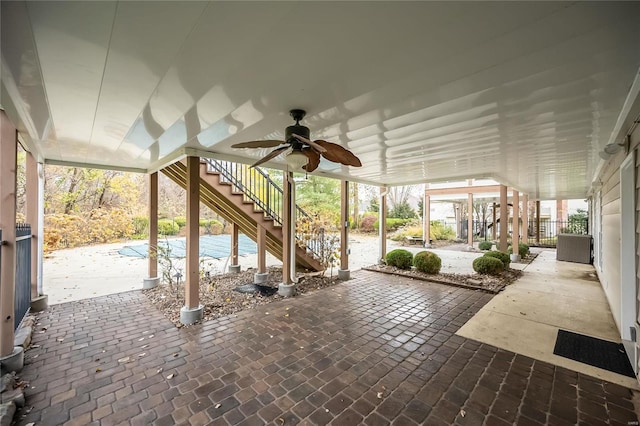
(180, 157), (203, 325)
(522, 194), (529, 245)
(499, 185), (508, 252)
(0, 111), (23, 371)
(379, 186), (388, 263)
(467, 193), (474, 247)
(143, 172), (160, 289)
(339, 180), (350, 280)
(512, 191), (520, 261)
(423, 185), (431, 247)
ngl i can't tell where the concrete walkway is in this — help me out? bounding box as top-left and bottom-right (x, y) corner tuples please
(17, 270), (639, 425)
(458, 249), (639, 389)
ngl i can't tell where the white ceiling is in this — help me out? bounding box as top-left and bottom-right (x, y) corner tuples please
(2, 1), (640, 200)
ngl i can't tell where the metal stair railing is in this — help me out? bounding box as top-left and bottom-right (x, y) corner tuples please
(204, 158), (323, 262)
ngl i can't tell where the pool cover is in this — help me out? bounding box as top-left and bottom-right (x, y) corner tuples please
(118, 234), (257, 259)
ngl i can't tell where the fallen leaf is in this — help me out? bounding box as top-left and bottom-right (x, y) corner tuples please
(173, 353), (179, 358)
(225, 298), (231, 303)
(460, 409), (466, 418)
(118, 356), (132, 363)
(377, 392), (383, 399)
(284, 314), (289, 318)
(25, 423), (35, 426)
(138, 353), (146, 357)
(56, 338), (64, 342)
(148, 334), (154, 338)
(215, 403), (221, 409)
(141, 344), (149, 349)
(277, 418), (284, 425)
(157, 368), (163, 374)
(138, 337), (145, 341)
(166, 373), (175, 379)
(325, 408), (329, 413)
(96, 368), (102, 372)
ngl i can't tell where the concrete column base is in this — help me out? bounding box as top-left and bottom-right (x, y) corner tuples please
(30, 295), (48, 312)
(180, 305), (203, 325)
(278, 283), (296, 297)
(142, 277), (160, 289)
(228, 265), (241, 274)
(510, 254), (521, 262)
(254, 272), (268, 284)
(0, 347), (24, 373)
(338, 269), (350, 280)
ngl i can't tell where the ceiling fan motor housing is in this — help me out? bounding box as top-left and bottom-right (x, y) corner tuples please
(285, 124), (310, 146)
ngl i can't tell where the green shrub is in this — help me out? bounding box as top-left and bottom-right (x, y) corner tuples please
(374, 218), (413, 232)
(386, 249), (413, 269)
(173, 216), (186, 228)
(484, 250), (510, 268)
(508, 243), (530, 258)
(158, 219), (179, 236)
(473, 256), (505, 275)
(201, 219), (223, 235)
(478, 241), (493, 251)
(132, 216), (149, 236)
(414, 251), (441, 274)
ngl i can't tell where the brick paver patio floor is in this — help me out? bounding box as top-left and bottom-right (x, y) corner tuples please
(16, 270), (639, 425)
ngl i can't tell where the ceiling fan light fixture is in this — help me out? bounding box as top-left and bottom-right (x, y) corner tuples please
(285, 150), (308, 170)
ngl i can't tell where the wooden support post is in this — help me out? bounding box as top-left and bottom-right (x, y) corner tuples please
(339, 180), (349, 279)
(536, 200), (541, 244)
(513, 191), (520, 257)
(379, 186), (387, 262)
(499, 185), (508, 252)
(231, 223), (239, 266)
(522, 194), (529, 244)
(423, 187), (431, 246)
(467, 193), (474, 247)
(26, 152), (38, 299)
(492, 202), (497, 240)
(185, 157), (200, 310)
(148, 172), (158, 278)
(257, 225), (266, 274)
(0, 111), (17, 357)
(282, 171), (292, 285)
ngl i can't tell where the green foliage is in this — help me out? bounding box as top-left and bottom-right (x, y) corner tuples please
(202, 219), (223, 235)
(390, 225), (423, 241)
(132, 216), (149, 237)
(417, 199), (424, 218)
(562, 209), (588, 234)
(484, 250), (511, 268)
(414, 251), (441, 274)
(389, 201), (416, 219)
(369, 197), (379, 212)
(295, 175), (341, 224)
(174, 216), (187, 228)
(374, 218), (413, 232)
(508, 243), (530, 258)
(473, 256), (505, 275)
(430, 221), (455, 240)
(478, 241), (493, 251)
(386, 249), (413, 269)
(158, 219), (179, 236)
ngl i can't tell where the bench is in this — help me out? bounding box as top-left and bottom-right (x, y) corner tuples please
(405, 236), (424, 245)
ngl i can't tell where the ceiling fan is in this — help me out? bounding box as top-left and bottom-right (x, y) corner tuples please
(230, 109), (362, 172)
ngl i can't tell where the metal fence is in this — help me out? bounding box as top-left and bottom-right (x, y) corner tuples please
(453, 219), (589, 248)
(0, 224), (32, 330)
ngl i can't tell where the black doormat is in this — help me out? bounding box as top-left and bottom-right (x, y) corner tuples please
(553, 329), (635, 378)
(233, 283), (277, 296)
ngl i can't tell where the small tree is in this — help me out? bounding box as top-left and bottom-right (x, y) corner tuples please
(389, 201), (416, 219)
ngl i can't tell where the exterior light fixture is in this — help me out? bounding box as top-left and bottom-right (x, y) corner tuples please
(285, 150), (308, 170)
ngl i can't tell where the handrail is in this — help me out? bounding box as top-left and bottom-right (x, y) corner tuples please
(204, 159), (322, 261)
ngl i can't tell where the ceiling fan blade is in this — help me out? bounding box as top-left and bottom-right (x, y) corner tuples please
(301, 148), (321, 172)
(231, 140), (285, 149)
(250, 146), (289, 168)
(315, 140), (362, 167)
(291, 134), (327, 153)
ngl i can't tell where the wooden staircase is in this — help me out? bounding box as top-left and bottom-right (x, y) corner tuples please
(161, 160), (323, 272)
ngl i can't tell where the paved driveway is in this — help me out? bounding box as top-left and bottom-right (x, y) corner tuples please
(18, 271), (638, 425)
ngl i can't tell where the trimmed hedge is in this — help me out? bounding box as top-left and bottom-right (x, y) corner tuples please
(508, 243), (530, 258)
(478, 241), (493, 251)
(386, 249), (413, 269)
(473, 256), (505, 275)
(414, 251), (441, 274)
(484, 250), (511, 268)
(158, 219), (179, 236)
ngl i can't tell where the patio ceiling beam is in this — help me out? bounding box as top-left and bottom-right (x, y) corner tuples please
(425, 185), (506, 196)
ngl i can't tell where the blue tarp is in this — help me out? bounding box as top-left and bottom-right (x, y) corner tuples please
(118, 234), (257, 259)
